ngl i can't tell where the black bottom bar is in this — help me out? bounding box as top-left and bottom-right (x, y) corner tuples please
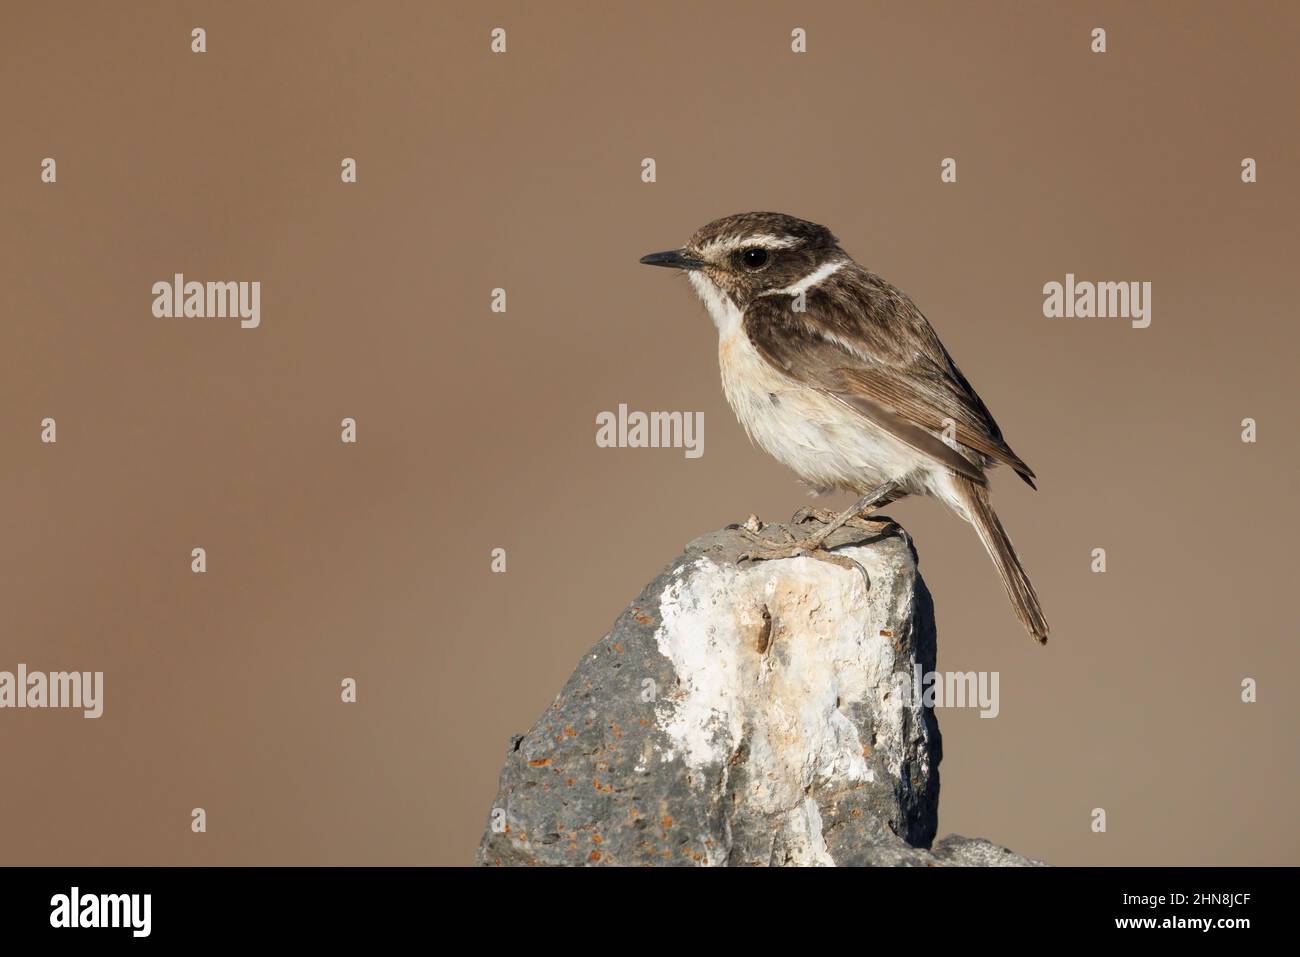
(0, 866), (1284, 943)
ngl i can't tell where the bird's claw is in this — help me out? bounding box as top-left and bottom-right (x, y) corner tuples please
(736, 541), (871, 590)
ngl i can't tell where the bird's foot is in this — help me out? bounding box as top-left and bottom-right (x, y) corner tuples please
(791, 505), (893, 532)
(791, 505), (908, 546)
(736, 531), (871, 589)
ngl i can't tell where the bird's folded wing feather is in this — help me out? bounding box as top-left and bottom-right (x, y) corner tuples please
(744, 293), (1036, 487)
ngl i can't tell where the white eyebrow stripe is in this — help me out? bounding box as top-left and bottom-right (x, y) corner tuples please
(742, 233), (803, 249)
(701, 233), (804, 254)
(762, 258), (848, 297)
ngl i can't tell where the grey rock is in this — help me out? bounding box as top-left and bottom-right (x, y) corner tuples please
(929, 834), (1047, 867)
(477, 520), (1042, 866)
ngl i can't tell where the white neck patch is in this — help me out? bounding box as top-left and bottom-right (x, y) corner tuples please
(763, 258), (848, 298)
(687, 271), (745, 337)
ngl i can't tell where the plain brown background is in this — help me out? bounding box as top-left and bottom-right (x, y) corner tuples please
(2, 1), (1296, 866)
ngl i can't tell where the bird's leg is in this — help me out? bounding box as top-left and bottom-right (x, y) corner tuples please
(790, 505), (839, 525)
(790, 482), (901, 544)
(738, 483), (901, 588)
(792, 505), (894, 534)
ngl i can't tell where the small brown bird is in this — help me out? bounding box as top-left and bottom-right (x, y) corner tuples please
(641, 212), (1049, 644)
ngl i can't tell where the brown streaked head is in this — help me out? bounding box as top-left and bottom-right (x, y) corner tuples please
(639, 212), (845, 306)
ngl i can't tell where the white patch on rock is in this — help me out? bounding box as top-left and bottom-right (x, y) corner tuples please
(652, 544), (925, 865)
(785, 796), (836, 867)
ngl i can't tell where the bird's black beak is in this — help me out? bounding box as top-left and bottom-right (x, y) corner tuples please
(639, 249), (706, 271)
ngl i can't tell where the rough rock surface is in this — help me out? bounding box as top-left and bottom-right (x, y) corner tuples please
(477, 520), (1043, 866)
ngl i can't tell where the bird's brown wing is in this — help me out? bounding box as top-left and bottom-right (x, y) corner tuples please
(743, 277), (1037, 488)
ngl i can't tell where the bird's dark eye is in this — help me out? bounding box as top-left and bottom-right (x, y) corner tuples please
(740, 248), (769, 270)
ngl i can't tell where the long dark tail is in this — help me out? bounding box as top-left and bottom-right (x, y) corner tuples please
(952, 475), (1049, 644)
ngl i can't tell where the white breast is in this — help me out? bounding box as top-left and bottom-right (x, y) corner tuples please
(687, 272), (930, 495)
